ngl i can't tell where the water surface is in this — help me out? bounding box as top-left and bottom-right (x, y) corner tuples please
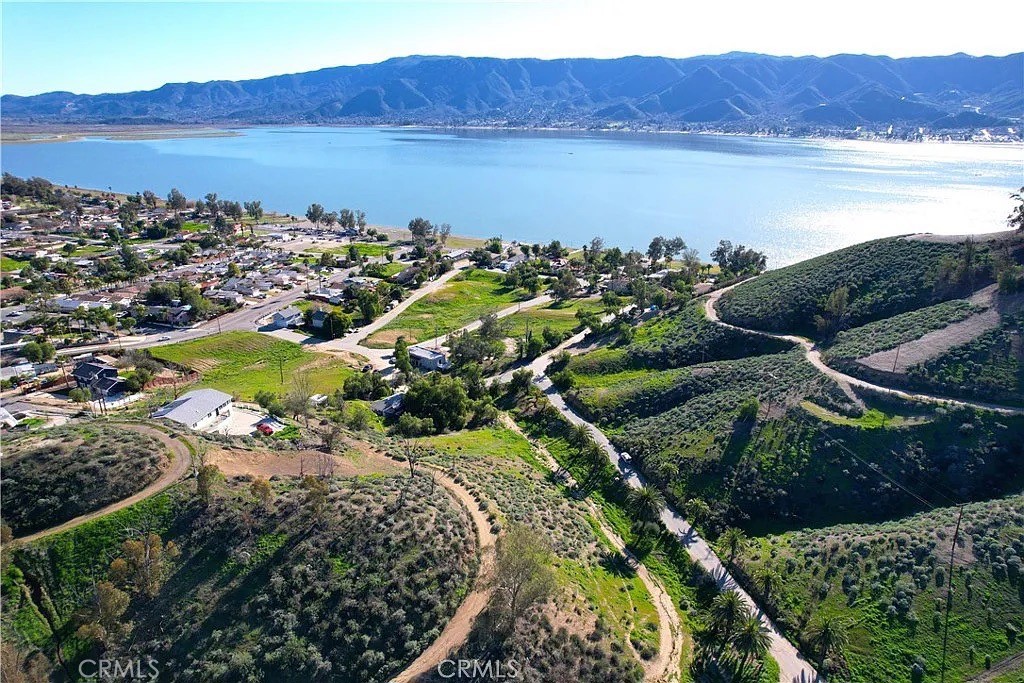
(3, 127), (1021, 265)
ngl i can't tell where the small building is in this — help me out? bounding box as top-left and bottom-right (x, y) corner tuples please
(153, 388), (233, 430)
(409, 346), (451, 371)
(0, 407), (19, 429)
(371, 392), (405, 417)
(271, 306), (303, 329)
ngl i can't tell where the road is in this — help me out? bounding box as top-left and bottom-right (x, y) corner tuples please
(703, 282), (1024, 416)
(14, 425), (193, 543)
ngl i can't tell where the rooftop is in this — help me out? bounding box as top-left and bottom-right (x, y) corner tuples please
(154, 388), (233, 426)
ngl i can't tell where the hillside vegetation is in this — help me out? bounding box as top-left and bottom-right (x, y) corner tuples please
(3, 52), (1020, 128)
(716, 237), (991, 337)
(735, 496), (1024, 683)
(2, 473), (477, 682)
(1, 423), (168, 535)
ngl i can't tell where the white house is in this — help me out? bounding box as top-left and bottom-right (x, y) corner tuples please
(270, 306), (303, 329)
(409, 346), (451, 371)
(154, 388), (233, 431)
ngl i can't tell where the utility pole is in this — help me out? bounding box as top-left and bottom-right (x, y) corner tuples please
(891, 342), (902, 374)
(939, 504), (965, 683)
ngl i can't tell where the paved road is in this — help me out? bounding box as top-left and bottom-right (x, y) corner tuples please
(532, 371), (822, 683)
(316, 260), (470, 369)
(703, 282), (1024, 416)
(14, 425), (193, 543)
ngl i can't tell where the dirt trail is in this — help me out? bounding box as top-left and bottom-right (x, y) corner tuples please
(14, 425), (193, 543)
(704, 281), (1024, 416)
(390, 464), (497, 683)
(965, 650), (1024, 682)
(500, 415), (684, 683)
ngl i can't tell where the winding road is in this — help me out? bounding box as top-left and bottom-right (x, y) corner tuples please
(13, 424), (193, 543)
(703, 281), (1024, 416)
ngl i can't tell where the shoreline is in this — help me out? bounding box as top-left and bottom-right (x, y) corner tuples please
(3, 122), (1021, 147)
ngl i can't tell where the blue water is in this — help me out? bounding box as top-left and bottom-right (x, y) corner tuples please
(3, 127), (1021, 266)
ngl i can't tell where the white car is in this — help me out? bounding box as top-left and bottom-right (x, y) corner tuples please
(620, 452), (632, 464)
(157, 335), (172, 341)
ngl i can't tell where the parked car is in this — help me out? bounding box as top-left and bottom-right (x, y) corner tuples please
(256, 423), (274, 435)
(362, 363), (373, 373)
(620, 452), (632, 464)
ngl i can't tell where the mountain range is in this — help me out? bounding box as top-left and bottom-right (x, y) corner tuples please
(3, 52), (1021, 130)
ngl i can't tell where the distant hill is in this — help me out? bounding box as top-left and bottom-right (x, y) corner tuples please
(3, 52), (1021, 130)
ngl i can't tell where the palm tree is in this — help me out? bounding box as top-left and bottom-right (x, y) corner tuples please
(806, 614), (849, 667)
(719, 527), (748, 565)
(711, 590), (747, 644)
(627, 485), (665, 522)
(754, 566), (778, 601)
(569, 423), (592, 447)
(732, 612), (772, 680)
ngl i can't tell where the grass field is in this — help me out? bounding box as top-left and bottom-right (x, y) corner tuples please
(1, 255), (29, 272)
(307, 242), (392, 259)
(150, 331), (356, 399)
(362, 269), (530, 348)
(502, 297), (607, 338)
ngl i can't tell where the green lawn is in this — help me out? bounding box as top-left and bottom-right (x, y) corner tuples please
(378, 261), (406, 277)
(362, 269), (530, 348)
(150, 331), (356, 400)
(308, 242), (392, 259)
(1, 256), (29, 272)
(502, 297), (608, 338)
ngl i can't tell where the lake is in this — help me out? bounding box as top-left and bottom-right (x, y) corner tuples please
(3, 127), (1021, 265)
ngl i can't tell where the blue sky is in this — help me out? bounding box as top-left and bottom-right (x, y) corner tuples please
(2, 1), (1019, 96)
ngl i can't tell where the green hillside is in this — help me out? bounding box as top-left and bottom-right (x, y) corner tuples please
(734, 495), (1024, 683)
(716, 237), (990, 337)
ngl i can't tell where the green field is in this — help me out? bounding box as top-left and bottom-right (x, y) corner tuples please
(308, 242), (392, 259)
(1, 255), (29, 272)
(150, 331), (356, 399)
(362, 269), (530, 348)
(502, 297), (607, 338)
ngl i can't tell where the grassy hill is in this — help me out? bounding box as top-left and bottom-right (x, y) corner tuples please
(149, 331), (356, 400)
(734, 495), (1024, 683)
(2, 473), (477, 682)
(1, 424), (168, 535)
(715, 236), (993, 337)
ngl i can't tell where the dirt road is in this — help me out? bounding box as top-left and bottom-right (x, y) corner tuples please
(703, 282), (1024, 416)
(14, 424), (193, 543)
(390, 465), (498, 683)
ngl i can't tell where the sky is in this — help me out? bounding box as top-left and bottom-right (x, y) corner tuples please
(2, 0), (1021, 96)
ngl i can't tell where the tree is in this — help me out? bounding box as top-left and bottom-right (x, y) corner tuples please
(77, 580), (129, 642)
(711, 590), (746, 642)
(491, 524), (556, 633)
(355, 210), (367, 231)
(719, 527), (747, 565)
(284, 372), (313, 425)
(196, 464), (220, 505)
(167, 187), (187, 215)
(438, 222), (452, 245)
(244, 200), (263, 224)
(142, 190), (158, 209)
(1008, 187), (1024, 232)
(305, 203), (325, 228)
(403, 374), (470, 432)
(69, 387), (92, 403)
(551, 270), (579, 299)
(806, 615), (850, 667)
(732, 612), (772, 679)
(117, 203), (137, 230)
(664, 236), (687, 261)
(408, 217), (433, 241)
(627, 485), (665, 522)
(323, 211), (338, 229)
(684, 497), (711, 525)
(754, 566), (778, 601)
(21, 340), (54, 363)
(111, 533), (179, 598)
(394, 336), (413, 375)
(814, 285), (850, 337)
(204, 193), (220, 217)
(647, 236), (666, 264)
(251, 477), (273, 510)
(301, 475), (329, 521)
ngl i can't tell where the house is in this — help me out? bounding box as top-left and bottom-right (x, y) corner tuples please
(146, 304), (193, 327)
(0, 363), (35, 383)
(71, 360), (126, 397)
(390, 265), (422, 286)
(445, 249), (471, 261)
(271, 306), (303, 329)
(498, 255), (526, 272)
(371, 392), (405, 417)
(409, 346), (451, 371)
(0, 407), (19, 429)
(308, 287), (345, 305)
(153, 388), (233, 430)
(310, 309), (330, 329)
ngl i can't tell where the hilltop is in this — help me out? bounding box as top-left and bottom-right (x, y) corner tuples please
(2, 52), (1021, 133)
